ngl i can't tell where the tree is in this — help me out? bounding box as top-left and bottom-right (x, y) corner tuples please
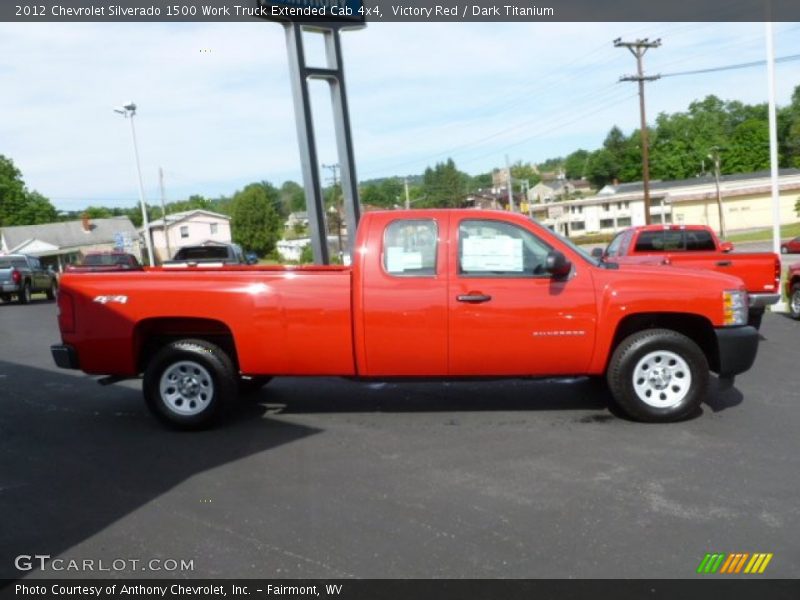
(726, 119), (770, 173)
(509, 161), (540, 190)
(585, 149), (619, 189)
(421, 158), (470, 208)
(229, 182), (282, 257)
(0, 155), (58, 226)
(563, 149), (590, 180)
(360, 178), (403, 208)
(279, 181), (305, 216)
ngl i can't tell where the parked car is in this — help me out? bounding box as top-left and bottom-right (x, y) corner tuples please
(0, 254), (58, 304)
(52, 210), (760, 429)
(65, 252), (143, 273)
(786, 263), (800, 320)
(594, 224), (780, 329)
(164, 243), (255, 266)
(780, 236), (800, 254)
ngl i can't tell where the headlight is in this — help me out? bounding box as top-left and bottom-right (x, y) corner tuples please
(723, 290), (748, 326)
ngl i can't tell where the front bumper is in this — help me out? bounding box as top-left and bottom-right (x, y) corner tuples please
(51, 344), (79, 370)
(715, 326), (759, 377)
(749, 293), (780, 309)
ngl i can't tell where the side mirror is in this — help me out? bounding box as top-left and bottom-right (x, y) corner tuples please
(591, 247), (604, 259)
(545, 250), (572, 278)
(720, 241), (734, 253)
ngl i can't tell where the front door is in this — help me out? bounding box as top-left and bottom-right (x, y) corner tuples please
(448, 218), (597, 376)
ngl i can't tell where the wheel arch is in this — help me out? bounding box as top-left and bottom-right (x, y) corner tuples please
(133, 317), (239, 373)
(607, 312), (719, 373)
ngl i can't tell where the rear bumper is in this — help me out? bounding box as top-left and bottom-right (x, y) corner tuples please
(749, 293), (780, 309)
(51, 344), (79, 370)
(715, 326), (759, 377)
(1, 283), (20, 293)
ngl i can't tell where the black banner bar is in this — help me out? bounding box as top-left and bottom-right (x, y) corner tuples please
(2, 579), (800, 600)
(2, 0), (800, 22)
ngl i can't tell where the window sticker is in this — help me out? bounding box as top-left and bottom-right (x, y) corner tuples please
(462, 236), (523, 272)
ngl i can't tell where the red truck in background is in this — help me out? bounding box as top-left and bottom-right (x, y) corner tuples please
(786, 263), (800, 320)
(65, 252), (143, 273)
(594, 224), (781, 329)
(51, 210), (760, 429)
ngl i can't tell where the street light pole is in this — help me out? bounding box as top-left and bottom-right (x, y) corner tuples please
(115, 102), (155, 266)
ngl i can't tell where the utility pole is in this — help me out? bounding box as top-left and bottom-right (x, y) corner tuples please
(158, 166), (170, 261)
(322, 163), (342, 259)
(615, 37), (661, 225)
(505, 154), (515, 212)
(708, 147), (726, 238)
(404, 177), (411, 210)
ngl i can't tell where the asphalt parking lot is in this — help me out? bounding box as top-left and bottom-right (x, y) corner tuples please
(1, 298), (798, 579)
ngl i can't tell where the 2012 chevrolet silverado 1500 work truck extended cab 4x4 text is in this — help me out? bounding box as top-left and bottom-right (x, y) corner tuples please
(51, 210), (760, 429)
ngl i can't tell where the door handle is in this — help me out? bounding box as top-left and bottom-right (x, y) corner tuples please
(716, 260), (732, 267)
(457, 293), (492, 303)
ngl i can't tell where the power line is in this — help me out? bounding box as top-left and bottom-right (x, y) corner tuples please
(661, 53), (800, 78)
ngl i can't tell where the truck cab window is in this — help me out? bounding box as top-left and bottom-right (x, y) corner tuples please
(383, 220), (438, 276)
(458, 220), (551, 276)
(685, 231), (716, 251)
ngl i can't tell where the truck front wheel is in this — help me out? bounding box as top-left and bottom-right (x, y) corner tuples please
(143, 339), (237, 430)
(607, 329), (708, 422)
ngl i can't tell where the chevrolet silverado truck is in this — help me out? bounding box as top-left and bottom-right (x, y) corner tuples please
(0, 254), (58, 304)
(593, 224), (780, 329)
(51, 210), (760, 429)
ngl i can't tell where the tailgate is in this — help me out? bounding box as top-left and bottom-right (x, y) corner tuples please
(665, 253), (780, 293)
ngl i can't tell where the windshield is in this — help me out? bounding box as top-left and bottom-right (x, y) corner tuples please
(527, 218), (598, 265)
(0, 257), (27, 269)
(84, 254), (131, 266)
(174, 246), (230, 260)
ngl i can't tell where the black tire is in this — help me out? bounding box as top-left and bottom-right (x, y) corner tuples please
(606, 329), (709, 423)
(0, 294), (9, 303)
(17, 282), (31, 305)
(45, 280), (57, 300)
(747, 308), (764, 330)
(143, 339), (237, 430)
(238, 376), (273, 397)
(790, 284), (800, 320)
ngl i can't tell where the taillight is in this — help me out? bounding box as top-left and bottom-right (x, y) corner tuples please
(775, 257), (781, 288)
(11, 269), (21, 284)
(58, 291), (75, 333)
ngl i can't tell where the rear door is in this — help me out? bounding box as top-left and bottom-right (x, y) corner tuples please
(447, 217), (597, 376)
(358, 214), (449, 376)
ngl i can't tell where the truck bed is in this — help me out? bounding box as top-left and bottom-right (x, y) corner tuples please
(58, 265), (354, 377)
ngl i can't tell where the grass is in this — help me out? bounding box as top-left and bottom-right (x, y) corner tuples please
(726, 222), (800, 243)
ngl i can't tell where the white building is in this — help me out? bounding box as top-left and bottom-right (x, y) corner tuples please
(532, 169), (800, 237)
(145, 210), (232, 262)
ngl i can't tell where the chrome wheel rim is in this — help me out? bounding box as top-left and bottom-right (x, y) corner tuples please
(792, 291), (800, 316)
(632, 350), (692, 408)
(159, 361), (214, 416)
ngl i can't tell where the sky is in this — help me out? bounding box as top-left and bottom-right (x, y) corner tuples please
(1, 21), (799, 211)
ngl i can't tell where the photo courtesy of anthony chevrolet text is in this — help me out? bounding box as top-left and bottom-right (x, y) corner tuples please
(0, 0), (799, 598)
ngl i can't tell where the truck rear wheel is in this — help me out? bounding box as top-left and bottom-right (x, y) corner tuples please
(143, 339), (237, 430)
(790, 284), (800, 320)
(607, 329), (708, 422)
(17, 282), (31, 305)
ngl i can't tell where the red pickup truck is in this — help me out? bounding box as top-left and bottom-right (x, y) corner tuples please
(595, 224), (781, 329)
(51, 210), (759, 429)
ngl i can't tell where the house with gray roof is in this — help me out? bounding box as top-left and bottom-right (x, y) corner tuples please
(0, 216), (140, 271)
